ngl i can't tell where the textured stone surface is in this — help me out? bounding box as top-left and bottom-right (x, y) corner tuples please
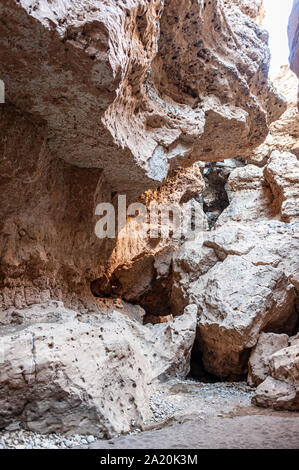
(0, 303), (196, 435)
(0, 0), (285, 194)
(263, 151), (299, 223)
(0, 0), (288, 313)
(290, 333), (299, 346)
(172, 151), (299, 378)
(189, 255), (295, 378)
(92, 164), (207, 318)
(248, 332), (289, 387)
(0, 0), (297, 435)
(0, 103), (114, 314)
(223, 0), (264, 22)
(0, 103), (205, 313)
(253, 343), (299, 410)
(247, 66), (299, 165)
(199, 159), (242, 228)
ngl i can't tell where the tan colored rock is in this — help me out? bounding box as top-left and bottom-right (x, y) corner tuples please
(264, 151), (299, 222)
(0, 1), (295, 427)
(216, 153), (299, 294)
(290, 333), (299, 346)
(248, 332), (289, 387)
(270, 67), (299, 157)
(0, 303), (196, 435)
(0, 101), (205, 312)
(107, 147), (293, 324)
(0, 0), (285, 195)
(217, 150), (299, 227)
(144, 314), (174, 325)
(200, 159), (242, 228)
(253, 343), (299, 410)
(0, 104), (114, 314)
(223, 0), (264, 22)
(92, 165), (207, 317)
(172, 151), (299, 378)
(247, 66), (299, 165)
(189, 255), (295, 378)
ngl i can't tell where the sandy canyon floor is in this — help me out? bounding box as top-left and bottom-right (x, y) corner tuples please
(1, 380), (298, 449)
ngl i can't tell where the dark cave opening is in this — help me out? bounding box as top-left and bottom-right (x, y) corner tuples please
(188, 328), (250, 383)
(188, 333), (220, 383)
(199, 160), (244, 228)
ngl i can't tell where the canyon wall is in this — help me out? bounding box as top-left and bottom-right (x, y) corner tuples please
(0, 0), (298, 434)
(0, 0), (286, 313)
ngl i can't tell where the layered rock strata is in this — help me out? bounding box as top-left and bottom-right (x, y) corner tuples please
(0, 0), (297, 432)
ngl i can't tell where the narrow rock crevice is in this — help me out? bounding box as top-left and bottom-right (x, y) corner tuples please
(188, 334), (220, 383)
(199, 159), (245, 228)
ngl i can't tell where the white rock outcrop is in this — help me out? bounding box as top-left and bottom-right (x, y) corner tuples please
(0, 303), (196, 436)
(247, 332), (289, 387)
(172, 151), (299, 378)
(253, 342), (299, 410)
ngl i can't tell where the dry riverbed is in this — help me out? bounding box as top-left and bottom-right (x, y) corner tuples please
(0, 380), (298, 449)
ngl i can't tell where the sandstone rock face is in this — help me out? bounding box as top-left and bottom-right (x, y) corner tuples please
(189, 255), (295, 378)
(172, 151), (299, 378)
(248, 332), (289, 387)
(0, 104), (113, 314)
(1, 0), (286, 312)
(288, 0), (299, 84)
(0, 303), (196, 435)
(91, 164), (208, 319)
(0, 0), (285, 194)
(264, 151), (299, 223)
(0, 0), (296, 433)
(248, 66), (299, 165)
(253, 343), (299, 410)
(2, 105), (135, 318)
(290, 333), (299, 346)
(223, 0), (264, 22)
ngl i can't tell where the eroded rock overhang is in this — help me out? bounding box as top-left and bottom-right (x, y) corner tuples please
(0, 0), (286, 195)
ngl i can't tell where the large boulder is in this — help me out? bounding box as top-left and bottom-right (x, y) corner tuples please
(253, 342), (299, 410)
(172, 151), (299, 378)
(188, 255), (295, 378)
(247, 332), (289, 387)
(0, 303), (196, 436)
